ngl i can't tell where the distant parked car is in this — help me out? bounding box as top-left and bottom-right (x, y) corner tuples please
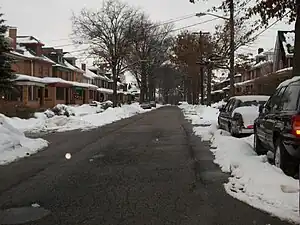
(218, 95), (270, 136)
(140, 102), (152, 109)
(150, 101), (156, 107)
(254, 77), (300, 176)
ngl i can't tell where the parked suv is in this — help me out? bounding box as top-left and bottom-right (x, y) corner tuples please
(218, 95), (269, 136)
(254, 77), (300, 176)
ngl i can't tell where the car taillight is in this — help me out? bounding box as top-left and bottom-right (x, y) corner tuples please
(247, 125), (254, 129)
(292, 115), (300, 136)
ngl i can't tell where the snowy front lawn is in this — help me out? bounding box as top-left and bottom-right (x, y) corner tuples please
(0, 103), (160, 165)
(179, 102), (300, 224)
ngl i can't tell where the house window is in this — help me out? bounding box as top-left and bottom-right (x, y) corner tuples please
(45, 88), (49, 98)
(4, 86), (22, 101)
(89, 90), (94, 99)
(28, 86), (38, 101)
(39, 66), (43, 76)
(56, 87), (65, 100)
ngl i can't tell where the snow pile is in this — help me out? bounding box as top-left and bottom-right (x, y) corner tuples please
(6, 103), (158, 133)
(0, 114), (48, 165)
(211, 100), (227, 109)
(179, 103), (219, 141)
(180, 103), (300, 224)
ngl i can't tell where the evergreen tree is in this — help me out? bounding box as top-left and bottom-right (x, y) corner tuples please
(0, 13), (15, 96)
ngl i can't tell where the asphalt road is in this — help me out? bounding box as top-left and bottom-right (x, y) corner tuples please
(0, 106), (292, 225)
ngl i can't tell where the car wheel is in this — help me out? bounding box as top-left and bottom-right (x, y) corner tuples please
(274, 140), (297, 176)
(253, 131), (266, 155)
(218, 118), (222, 129)
(230, 123), (236, 137)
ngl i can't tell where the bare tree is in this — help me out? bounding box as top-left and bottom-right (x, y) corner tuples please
(72, 0), (139, 107)
(154, 64), (183, 104)
(210, 17), (257, 71)
(124, 13), (173, 103)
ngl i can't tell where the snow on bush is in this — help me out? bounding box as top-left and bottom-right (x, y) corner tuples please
(180, 103), (300, 224)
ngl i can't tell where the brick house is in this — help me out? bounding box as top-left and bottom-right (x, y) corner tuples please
(234, 48), (274, 95)
(0, 28), (55, 115)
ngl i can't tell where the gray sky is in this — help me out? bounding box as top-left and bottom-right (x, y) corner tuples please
(1, 0), (294, 64)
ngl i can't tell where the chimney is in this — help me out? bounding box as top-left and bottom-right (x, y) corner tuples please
(81, 63), (86, 71)
(258, 48), (264, 55)
(8, 27), (17, 50)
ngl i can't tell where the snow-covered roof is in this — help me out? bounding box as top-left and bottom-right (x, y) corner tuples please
(222, 86), (230, 91)
(64, 60), (84, 73)
(231, 95), (270, 102)
(63, 52), (76, 58)
(97, 88), (113, 94)
(83, 69), (106, 80)
(17, 36), (44, 45)
(282, 31), (294, 56)
(14, 74), (44, 83)
(211, 89), (224, 94)
(277, 76), (300, 89)
(235, 79), (254, 87)
(13, 46), (55, 64)
(251, 60), (273, 69)
(14, 75), (98, 89)
(276, 67), (293, 74)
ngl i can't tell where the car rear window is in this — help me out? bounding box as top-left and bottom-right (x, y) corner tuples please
(240, 100), (266, 107)
(279, 84), (300, 111)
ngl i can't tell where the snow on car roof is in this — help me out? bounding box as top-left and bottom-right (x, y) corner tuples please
(231, 95), (270, 102)
(277, 76), (300, 89)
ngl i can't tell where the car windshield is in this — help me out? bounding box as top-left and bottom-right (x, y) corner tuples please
(240, 100), (266, 107)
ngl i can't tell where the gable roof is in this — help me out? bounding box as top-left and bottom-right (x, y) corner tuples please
(17, 36), (44, 45)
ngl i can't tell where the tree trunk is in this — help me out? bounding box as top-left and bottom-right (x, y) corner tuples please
(293, 0), (300, 77)
(187, 78), (192, 104)
(112, 65), (118, 108)
(140, 62), (147, 103)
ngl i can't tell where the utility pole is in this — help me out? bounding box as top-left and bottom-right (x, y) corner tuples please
(207, 61), (212, 106)
(199, 31), (204, 105)
(229, 0), (235, 97)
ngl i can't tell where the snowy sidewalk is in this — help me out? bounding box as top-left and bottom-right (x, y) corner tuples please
(0, 103), (161, 165)
(179, 102), (300, 224)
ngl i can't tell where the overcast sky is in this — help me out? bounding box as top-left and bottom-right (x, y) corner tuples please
(1, 0), (294, 64)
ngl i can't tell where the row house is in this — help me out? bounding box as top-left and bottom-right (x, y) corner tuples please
(235, 30), (294, 96)
(235, 48), (274, 95)
(0, 27), (106, 115)
(211, 73), (242, 102)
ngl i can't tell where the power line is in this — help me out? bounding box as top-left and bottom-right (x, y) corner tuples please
(64, 18), (220, 54)
(250, 11), (290, 40)
(46, 13), (197, 46)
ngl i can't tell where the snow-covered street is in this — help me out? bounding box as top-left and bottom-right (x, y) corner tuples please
(179, 102), (300, 224)
(0, 103), (160, 165)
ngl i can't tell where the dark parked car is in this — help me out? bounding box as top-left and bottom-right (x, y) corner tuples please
(218, 95), (269, 136)
(150, 101), (156, 107)
(140, 102), (152, 109)
(254, 77), (300, 176)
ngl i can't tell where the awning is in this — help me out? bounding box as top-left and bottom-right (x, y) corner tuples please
(14, 74), (45, 87)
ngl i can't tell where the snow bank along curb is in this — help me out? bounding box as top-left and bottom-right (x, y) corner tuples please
(179, 102), (300, 224)
(0, 103), (161, 165)
(0, 114), (48, 165)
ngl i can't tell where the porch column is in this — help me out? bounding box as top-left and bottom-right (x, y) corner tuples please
(40, 87), (45, 106)
(23, 86), (28, 106)
(52, 87), (57, 106)
(84, 89), (88, 104)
